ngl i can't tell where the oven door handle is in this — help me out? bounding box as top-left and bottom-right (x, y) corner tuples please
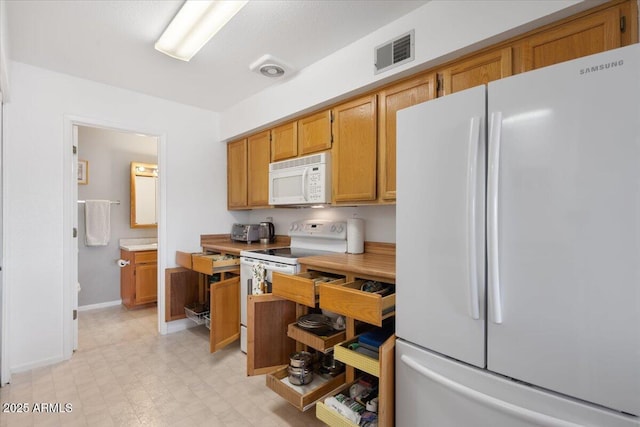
(265, 263), (297, 274)
(241, 258), (296, 274)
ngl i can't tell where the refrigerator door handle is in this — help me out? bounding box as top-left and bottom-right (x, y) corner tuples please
(488, 111), (503, 324)
(467, 116), (481, 320)
(400, 354), (582, 427)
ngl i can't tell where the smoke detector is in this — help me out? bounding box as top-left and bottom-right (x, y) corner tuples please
(250, 54), (290, 78)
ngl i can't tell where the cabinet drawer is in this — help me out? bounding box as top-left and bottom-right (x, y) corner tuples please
(266, 365), (345, 411)
(320, 280), (395, 326)
(334, 337), (381, 377)
(272, 271), (345, 307)
(192, 253), (239, 275)
(334, 334), (395, 378)
(315, 381), (362, 427)
(134, 250), (157, 264)
(287, 322), (346, 352)
(176, 251), (239, 275)
(176, 251), (193, 269)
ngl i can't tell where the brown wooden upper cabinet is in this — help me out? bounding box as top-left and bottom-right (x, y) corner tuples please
(271, 110), (332, 162)
(271, 121), (297, 162)
(378, 74), (437, 201)
(247, 130), (271, 207)
(332, 95), (377, 203)
(440, 47), (513, 96)
(520, 6), (622, 72)
(227, 138), (248, 209)
(298, 110), (332, 156)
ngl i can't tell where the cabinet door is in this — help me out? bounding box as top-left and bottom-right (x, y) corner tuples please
(271, 121), (297, 161)
(247, 130), (271, 207)
(210, 275), (240, 353)
(165, 267), (199, 322)
(120, 250), (135, 308)
(378, 74), (436, 201)
(332, 95), (377, 203)
(247, 294), (296, 376)
(227, 139), (248, 209)
(441, 47), (512, 95)
(298, 110), (332, 156)
(135, 262), (158, 304)
(520, 6), (621, 72)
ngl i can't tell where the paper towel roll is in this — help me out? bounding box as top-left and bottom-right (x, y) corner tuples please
(347, 218), (364, 254)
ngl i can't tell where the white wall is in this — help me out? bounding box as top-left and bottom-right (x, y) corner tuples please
(0, 0), (10, 100)
(77, 126), (157, 307)
(220, 0), (595, 140)
(3, 61), (246, 374)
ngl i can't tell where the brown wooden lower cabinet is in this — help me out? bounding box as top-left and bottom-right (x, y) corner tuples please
(173, 250), (241, 354)
(247, 294), (296, 376)
(249, 267), (396, 426)
(120, 249), (157, 309)
(164, 267), (199, 322)
(210, 275), (241, 353)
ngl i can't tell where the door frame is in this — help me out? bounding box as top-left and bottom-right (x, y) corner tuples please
(62, 115), (168, 361)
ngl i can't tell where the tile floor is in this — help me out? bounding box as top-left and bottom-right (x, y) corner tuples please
(0, 305), (324, 426)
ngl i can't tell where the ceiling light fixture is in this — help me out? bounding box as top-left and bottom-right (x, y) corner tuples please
(155, 0), (248, 62)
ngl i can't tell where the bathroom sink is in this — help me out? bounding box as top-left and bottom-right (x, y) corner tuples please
(119, 241), (158, 251)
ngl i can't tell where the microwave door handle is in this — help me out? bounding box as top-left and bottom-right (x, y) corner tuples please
(301, 167), (309, 201)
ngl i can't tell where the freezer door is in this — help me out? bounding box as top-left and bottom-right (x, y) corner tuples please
(396, 339), (639, 427)
(487, 44), (640, 415)
(396, 85), (486, 368)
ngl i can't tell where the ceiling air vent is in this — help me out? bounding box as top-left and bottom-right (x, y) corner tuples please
(374, 30), (415, 74)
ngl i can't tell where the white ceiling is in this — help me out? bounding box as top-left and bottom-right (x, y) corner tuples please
(7, 0), (429, 112)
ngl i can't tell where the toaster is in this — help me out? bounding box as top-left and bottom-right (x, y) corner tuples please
(231, 223), (262, 242)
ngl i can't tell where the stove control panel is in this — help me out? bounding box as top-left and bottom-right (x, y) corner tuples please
(288, 219), (347, 240)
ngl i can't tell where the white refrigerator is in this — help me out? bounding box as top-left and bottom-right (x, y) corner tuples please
(395, 44), (640, 426)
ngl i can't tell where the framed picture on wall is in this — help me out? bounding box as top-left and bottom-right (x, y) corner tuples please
(78, 160), (89, 185)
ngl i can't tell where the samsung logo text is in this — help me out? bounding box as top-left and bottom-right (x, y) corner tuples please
(579, 59), (624, 75)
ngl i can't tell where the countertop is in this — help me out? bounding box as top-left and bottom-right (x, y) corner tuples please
(298, 251), (395, 281)
(200, 234), (291, 255)
(119, 238), (158, 252)
(199, 234), (395, 281)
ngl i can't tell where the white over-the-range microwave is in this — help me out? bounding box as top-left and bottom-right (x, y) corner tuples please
(269, 152), (331, 205)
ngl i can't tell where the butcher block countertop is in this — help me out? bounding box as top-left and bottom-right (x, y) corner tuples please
(299, 242), (396, 281)
(199, 234), (290, 255)
(199, 235), (396, 280)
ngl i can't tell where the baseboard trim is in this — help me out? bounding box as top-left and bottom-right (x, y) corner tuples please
(78, 299), (122, 311)
(166, 318), (198, 334)
(11, 355), (66, 375)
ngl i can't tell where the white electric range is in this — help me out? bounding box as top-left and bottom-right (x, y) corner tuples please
(238, 219), (347, 352)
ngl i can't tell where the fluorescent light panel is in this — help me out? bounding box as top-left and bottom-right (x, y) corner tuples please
(155, 0), (248, 62)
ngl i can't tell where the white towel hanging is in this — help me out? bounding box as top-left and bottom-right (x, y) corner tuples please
(84, 200), (111, 246)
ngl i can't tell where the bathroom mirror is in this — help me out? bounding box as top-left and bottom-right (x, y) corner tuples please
(130, 162), (158, 228)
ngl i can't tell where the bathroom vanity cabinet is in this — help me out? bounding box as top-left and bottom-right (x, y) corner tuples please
(120, 248), (158, 309)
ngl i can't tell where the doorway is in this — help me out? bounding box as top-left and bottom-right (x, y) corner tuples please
(63, 117), (164, 360)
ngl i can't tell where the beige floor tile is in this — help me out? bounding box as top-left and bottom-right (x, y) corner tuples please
(0, 305), (332, 427)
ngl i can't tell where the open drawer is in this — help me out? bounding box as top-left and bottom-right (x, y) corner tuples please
(272, 271), (345, 307)
(334, 334), (395, 377)
(176, 251), (239, 275)
(315, 380), (361, 427)
(287, 322), (346, 352)
(319, 280), (395, 326)
(266, 365), (345, 411)
(328, 335), (395, 426)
